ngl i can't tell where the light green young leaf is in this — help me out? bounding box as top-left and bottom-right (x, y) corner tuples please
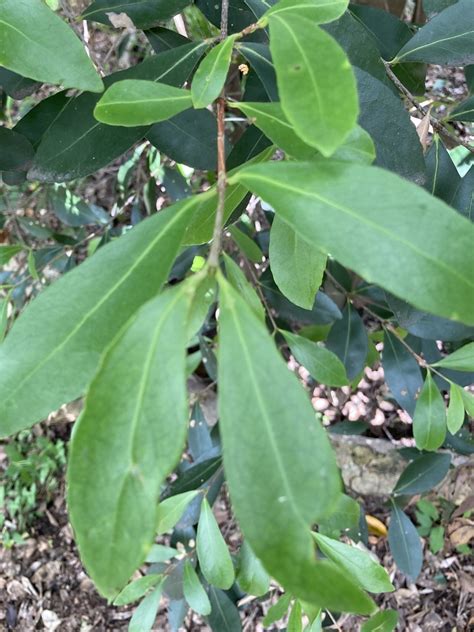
(197, 498), (235, 589)
(183, 560), (212, 616)
(113, 574), (163, 606)
(361, 609), (398, 632)
(269, 14), (358, 156)
(223, 253), (265, 321)
(228, 225), (263, 263)
(233, 102), (318, 160)
(145, 544), (178, 563)
(282, 331), (348, 386)
(0, 297), (9, 343)
(287, 600), (303, 632)
(413, 372), (447, 451)
(433, 342), (474, 372)
(192, 36), (237, 109)
(0, 197), (196, 439)
(318, 493), (360, 533)
(262, 592), (292, 626)
(156, 490), (200, 534)
(94, 80), (192, 126)
(68, 280), (198, 599)
(269, 215), (326, 310)
(332, 126), (376, 165)
(129, 584), (163, 632)
(0, 0), (103, 92)
(312, 533), (394, 594)
(236, 541), (270, 597)
(217, 275), (374, 614)
(447, 384), (466, 435)
(265, 0), (348, 23)
(233, 161), (474, 325)
(460, 389), (474, 418)
(0, 245), (22, 266)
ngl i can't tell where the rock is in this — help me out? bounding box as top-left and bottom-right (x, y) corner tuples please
(41, 610), (61, 631)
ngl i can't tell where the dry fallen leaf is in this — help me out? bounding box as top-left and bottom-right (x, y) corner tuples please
(448, 518), (474, 547)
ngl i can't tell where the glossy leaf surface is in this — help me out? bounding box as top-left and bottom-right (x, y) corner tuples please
(413, 373), (447, 451)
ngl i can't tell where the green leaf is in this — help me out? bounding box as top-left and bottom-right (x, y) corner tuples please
(429, 525), (445, 554)
(265, 0), (348, 23)
(282, 331), (348, 387)
(217, 275), (374, 614)
(156, 490), (200, 534)
(0, 67), (39, 100)
(318, 493), (360, 533)
(361, 609), (398, 632)
(447, 384), (466, 434)
(326, 303), (368, 381)
(197, 498), (235, 589)
(183, 560), (212, 616)
(433, 342), (474, 372)
(94, 80), (192, 126)
(0, 0), (103, 93)
(332, 125), (375, 165)
(0, 197), (194, 435)
(206, 586), (242, 632)
(68, 281), (197, 598)
(129, 584), (163, 632)
(236, 541), (270, 597)
(269, 216), (326, 309)
(382, 330), (423, 416)
(145, 544), (179, 563)
(460, 389), (474, 418)
(287, 600), (303, 632)
(413, 372), (447, 451)
(28, 42), (206, 182)
(388, 502), (423, 581)
(0, 297), (9, 343)
(393, 452), (451, 496)
(0, 128), (34, 172)
(113, 574), (163, 606)
(269, 14), (358, 156)
(145, 26), (190, 54)
(0, 245), (22, 266)
(263, 592), (291, 626)
(233, 160), (474, 325)
(83, 0), (191, 28)
(228, 226), (263, 263)
(449, 95), (474, 122)
(394, 0), (474, 66)
(312, 532), (394, 594)
(223, 253), (265, 322)
(192, 36), (236, 109)
(233, 102), (318, 160)
(425, 136), (460, 205)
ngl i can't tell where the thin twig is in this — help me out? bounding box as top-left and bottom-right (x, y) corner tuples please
(384, 61), (474, 155)
(207, 0), (230, 269)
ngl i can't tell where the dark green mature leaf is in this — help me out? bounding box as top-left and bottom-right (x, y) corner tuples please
(326, 304), (368, 381)
(394, 0), (474, 66)
(68, 281), (197, 598)
(269, 215), (326, 309)
(447, 384), (465, 435)
(49, 186), (109, 227)
(145, 26), (190, 53)
(14, 91), (70, 150)
(312, 532), (394, 593)
(197, 498), (235, 589)
(0, 68), (39, 100)
(218, 276), (374, 614)
(206, 586), (242, 632)
(282, 331), (348, 387)
(0, 128), (34, 172)
(236, 541), (270, 597)
(423, 0), (458, 16)
(234, 161), (474, 325)
(382, 330), (423, 416)
(425, 136), (460, 204)
(239, 43), (278, 101)
(0, 0), (103, 93)
(83, 0), (190, 27)
(192, 36), (237, 109)
(94, 80), (192, 126)
(434, 342), (474, 371)
(147, 108), (220, 170)
(269, 14), (358, 156)
(361, 609), (398, 632)
(413, 373), (447, 451)
(452, 166), (473, 220)
(388, 502), (423, 581)
(29, 42), (206, 182)
(265, 0), (348, 22)
(0, 197), (196, 438)
(449, 95), (474, 122)
(183, 561), (211, 615)
(393, 453), (451, 496)
(244, 0), (277, 20)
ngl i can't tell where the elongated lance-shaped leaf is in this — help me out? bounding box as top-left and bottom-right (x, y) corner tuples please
(413, 372), (447, 451)
(233, 161), (474, 325)
(197, 498), (235, 589)
(264, 0), (348, 22)
(433, 342), (474, 372)
(0, 0), (103, 93)
(94, 80), (192, 126)
(183, 560), (211, 615)
(269, 15), (358, 156)
(217, 275), (374, 614)
(68, 277), (204, 599)
(82, 0), (191, 28)
(388, 502), (422, 581)
(0, 197), (197, 438)
(447, 384), (465, 435)
(192, 35), (237, 109)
